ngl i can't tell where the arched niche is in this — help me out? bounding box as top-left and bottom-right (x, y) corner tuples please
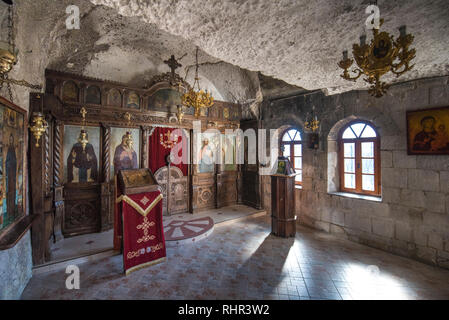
(107, 88), (122, 107)
(62, 81), (79, 102)
(85, 85), (102, 105)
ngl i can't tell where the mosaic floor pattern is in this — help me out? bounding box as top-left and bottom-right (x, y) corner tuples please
(164, 217), (214, 242)
(22, 215), (449, 300)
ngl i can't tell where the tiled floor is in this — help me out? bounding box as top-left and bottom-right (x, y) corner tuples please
(22, 215), (449, 300)
(48, 230), (113, 263)
(163, 205), (266, 225)
(45, 205), (264, 262)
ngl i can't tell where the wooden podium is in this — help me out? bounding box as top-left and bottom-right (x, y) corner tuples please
(114, 169), (166, 275)
(271, 156), (297, 237)
(271, 174), (297, 237)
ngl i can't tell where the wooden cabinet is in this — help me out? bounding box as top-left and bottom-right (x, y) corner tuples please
(271, 174), (296, 237)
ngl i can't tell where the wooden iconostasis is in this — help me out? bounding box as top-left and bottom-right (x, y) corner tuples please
(28, 69), (258, 265)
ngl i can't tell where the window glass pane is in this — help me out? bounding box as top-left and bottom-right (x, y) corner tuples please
(344, 174), (356, 189)
(342, 128), (356, 139)
(293, 131), (301, 141)
(294, 157), (302, 169)
(295, 171), (302, 182)
(362, 174), (375, 191)
(283, 145), (290, 157)
(282, 132), (292, 142)
(351, 123), (366, 138)
(361, 125), (377, 138)
(361, 142), (374, 158)
(344, 159), (355, 173)
(294, 144), (302, 156)
(288, 129), (298, 141)
(344, 143), (355, 157)
(362, 159), (375, 174)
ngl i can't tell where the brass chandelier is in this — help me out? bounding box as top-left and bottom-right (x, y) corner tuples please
(304, 106), (320, 133)
(181, 47), (214, 118)
(338, 18), (416, 97)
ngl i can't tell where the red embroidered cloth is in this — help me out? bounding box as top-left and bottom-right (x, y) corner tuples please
(115, 191), (166, 275)
(149, 127), (188, 176)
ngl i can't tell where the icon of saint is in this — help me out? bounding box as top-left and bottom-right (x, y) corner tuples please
(67, 130), (98, 183)
(6, 134), (17, 219)
(199, 138), (214, 173)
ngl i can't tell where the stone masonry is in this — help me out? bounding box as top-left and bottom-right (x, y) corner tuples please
(261, 75), (449, 269)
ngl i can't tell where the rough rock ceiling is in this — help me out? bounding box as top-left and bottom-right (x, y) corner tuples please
(1, 0), (448, 108)
(0, 0), (260, 104)
(90, 0), (449, 95)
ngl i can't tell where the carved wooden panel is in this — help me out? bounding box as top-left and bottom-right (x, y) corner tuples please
(217, 171), (238, 207)
(63, 184), (101, 237)
(242, 171), (261, 209)
(192, 173), (215, 213)
(45, 70), (242, 130)
(240, 119), (261, 209)
(154, 166), (188, 215)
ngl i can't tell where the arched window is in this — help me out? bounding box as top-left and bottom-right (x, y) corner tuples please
(280, 128), (302, 185)
(339, 121), (381, 196)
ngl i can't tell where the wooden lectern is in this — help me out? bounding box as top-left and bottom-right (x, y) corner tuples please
(115, 168), (166, 275)
(271, 157), (297, 237)
(117, 168), (161, 195)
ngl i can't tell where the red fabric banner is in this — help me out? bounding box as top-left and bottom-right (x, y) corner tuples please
(116, 191), (166, 275)
(149, 127), (188, 176)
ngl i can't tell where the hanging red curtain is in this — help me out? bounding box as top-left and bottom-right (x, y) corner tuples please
(148, 127), (188, 176)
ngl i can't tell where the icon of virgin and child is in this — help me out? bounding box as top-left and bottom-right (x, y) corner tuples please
(412, 116), (449, 152)
(113, 132), (138, 175)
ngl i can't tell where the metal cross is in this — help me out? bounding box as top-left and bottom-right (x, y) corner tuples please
(164, 55), (182, 80)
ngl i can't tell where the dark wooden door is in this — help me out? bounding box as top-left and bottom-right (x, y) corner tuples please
(63, 184), (102, 237)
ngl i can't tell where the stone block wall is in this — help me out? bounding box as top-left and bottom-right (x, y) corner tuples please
(260, 76), (449, 269)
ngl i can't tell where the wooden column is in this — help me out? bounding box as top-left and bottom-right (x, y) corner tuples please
(101, 124), (112, 231)
(52, 120), (64, 242)
(29, 93), (49, 265)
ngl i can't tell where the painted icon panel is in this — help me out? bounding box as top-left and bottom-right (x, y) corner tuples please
(0, 100), (26, 233)
(110, 128), (141, 178)
(407, 106), (449, 155)
(63, 125), (100, 184)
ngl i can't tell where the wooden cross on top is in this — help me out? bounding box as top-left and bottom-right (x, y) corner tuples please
(164, 55), (182, 80)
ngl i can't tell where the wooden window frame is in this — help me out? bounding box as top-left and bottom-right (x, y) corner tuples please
(338, 121), (381, 197)
(280, 128), (303, 186)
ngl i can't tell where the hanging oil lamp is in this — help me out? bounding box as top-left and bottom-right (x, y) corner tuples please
(79, 107), (88, 152)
